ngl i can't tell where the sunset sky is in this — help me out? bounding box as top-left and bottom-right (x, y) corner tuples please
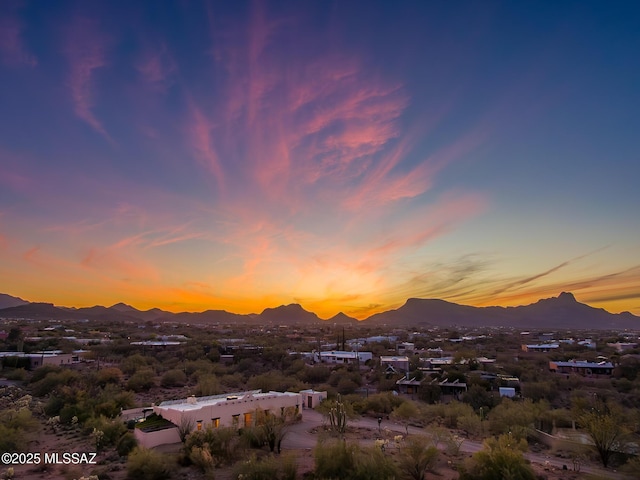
(1, 1), (639, 319)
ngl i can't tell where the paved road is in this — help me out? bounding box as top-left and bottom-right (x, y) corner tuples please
(283, 409), (629, 479)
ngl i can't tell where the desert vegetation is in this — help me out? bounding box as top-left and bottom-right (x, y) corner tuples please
(1, 316), (639, 479)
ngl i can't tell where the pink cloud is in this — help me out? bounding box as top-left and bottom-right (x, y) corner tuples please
(186, 102), (225, 191)
(63, 17), (112, 141)
(135, 44), (176, 92)
(0, 13), (37, 67)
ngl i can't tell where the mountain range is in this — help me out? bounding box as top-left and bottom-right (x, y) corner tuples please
(0, 291), (638, 330)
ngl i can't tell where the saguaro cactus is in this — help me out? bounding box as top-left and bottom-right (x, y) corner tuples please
(328, 394), (348, 435)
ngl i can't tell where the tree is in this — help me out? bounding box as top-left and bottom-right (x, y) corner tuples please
(254, 408), (294, 453)
(459, 434), (536, 480)
(577, 399), (629, 468)
(397, 436), (439, 480)
(488, 398), (541, 439)
(391, 400), (420, 435)
(463, 384), (496, 412)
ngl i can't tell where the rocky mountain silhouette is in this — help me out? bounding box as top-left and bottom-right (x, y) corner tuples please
(0, 292), (637, 329)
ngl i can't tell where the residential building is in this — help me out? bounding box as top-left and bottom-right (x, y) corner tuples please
(395, 376), (422, 395)
(153, 390), (302, 433)
(607, 342), (638, 353)
(318, 351), (373, 364)
(549, 360), (614, 377)
(380, 355), (410, 373)
(521, 343), (560, 352)
(397, 342), (415, 354)
(299, 389), (327, 409)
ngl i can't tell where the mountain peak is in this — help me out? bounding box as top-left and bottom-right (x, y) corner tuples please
(326, 312), (358, 323)
(557, 292), (577, 302)
(110, 302), (139, 312)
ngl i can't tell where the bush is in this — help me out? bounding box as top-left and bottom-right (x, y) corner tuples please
(5, 368), (28, 381)
(397, 436), (439, 480)
(458, 434), (535, 480)
(184, 426), (243, 466)
(314, 440), (397, 480)
(126, 447), (174, 480)
(458, 413), (483, 437)
(31, 369), (80, 396)
(127, 369), (156, 392)
(96, 367), (124, 387)
(234, 453), (297, 480)
(116, 432), (138, 457)
(84, 416), (127, 448)
(160, 369), (187, 388)
(193, 374), (221, 396)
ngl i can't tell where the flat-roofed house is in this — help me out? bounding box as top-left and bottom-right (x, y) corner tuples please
(153, 390), (302, 433)
(521, 344), (559, 352)
(380, 355), (410, 372)
(319, 351), (373, 364)
(549, 360), (614, 377)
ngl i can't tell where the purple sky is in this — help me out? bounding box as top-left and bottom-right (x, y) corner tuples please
(1, 1), (639, 318)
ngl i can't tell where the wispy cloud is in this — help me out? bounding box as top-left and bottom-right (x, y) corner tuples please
(136, 44), (176, 92)
(0, 9), (37, 67)
(63, 16), (112, 141)
(490, 247), (609, 297)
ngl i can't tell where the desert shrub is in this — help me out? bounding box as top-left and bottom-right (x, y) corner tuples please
(96, 367), (124, 387)
(314, 440), (397, 480)
(184, 426), (243, 466)
(30, 365), (61, 383)
(458, 413), (484, 437)
(44, 395), (66, 416)
(184, 359), (216, 378)
(458, 434), (535, 480)
(5, 368), (28, 381)
(463, 385), (497, 412)
(188, 444), (215, 474)
(0, 423), (26, 452)
(193, 374), (221, 396)
(127, 369), (156, 392)
(84, 416), (127, 448)
(521, 381), (558, 402)
(31, 369), (80, 396)
(121, 354), (158, 376)
(397, 436), (439, 480)
(117, 432), (138, 457)
(488, 399), (541, 439)
(234, 453), (297, 480)
(300, 365), (332, 383)
(0, 399), (38, 452)
(440, 401), (475, 429)
(126, 447), (174, 480)
(391, 401), (421, 434)
(350, 392), (403, 415)
(160, 369), (187, 388)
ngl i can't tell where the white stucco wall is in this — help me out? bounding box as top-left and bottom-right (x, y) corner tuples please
(134, 426), (181, 448)
(154, 391), (302, 432)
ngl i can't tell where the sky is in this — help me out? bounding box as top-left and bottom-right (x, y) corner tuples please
(1, 1), (639, 319)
